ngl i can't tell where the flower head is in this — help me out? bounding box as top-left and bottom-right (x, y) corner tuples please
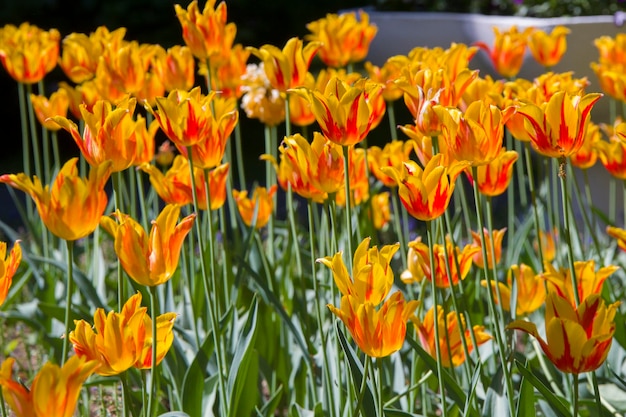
(371, 192), (391, 230)
(100, 205), (195, 287)
(0, 355), (99, 417)
(474, 25), (532, 79)
(413, 305), (491, 367)
(233, 185), (277, 229)
(508, 293), (619, 374)
(0, 158), (111, 241)
(30, 89), (69, 131)
(470, 227), (506, 269)
(482, 263), (545, 316)
(152, 45), (196, 92)
(466, 148), (518, 196)
(70, 292), (176, 376)
(528, 26), (570, 68)
(0, 241), (21, 308)
(367, 140), (414, 187)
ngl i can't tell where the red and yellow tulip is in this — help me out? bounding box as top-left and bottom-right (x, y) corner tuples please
(233, 185), (277, 229)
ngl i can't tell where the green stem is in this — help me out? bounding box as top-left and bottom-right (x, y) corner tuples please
(524, 145), (545, 269)
(307, 200), (336, 417)
(426, 220), (447, 417)
(136, 169), (149, 230)
(557, 157), (581, 306)
(286, 183), (303, 276)
(569, 166), (601, 255)
(343, 145), (354, 273)
(514, 136), (527, 207)
(62, 239), (75, 365)
(51, 131), (61, 174)
(113, 172), (125, 309)
(572, 374), (579, 417)
(234, 119), (246, 189)
(590, 372), (604, 417)
(185, 147), (228, 416)
(354, 355), (371, 417)
(387, 101), (398, 141)
(26, 84), (43, 184)
(471, 166), (515, 417)
(17, 83), (33, 220)
(391, 188), (407, 270)
(377, 358), (384, 417)
(265, 125), (275, 264)
(147, 286), (158, 417)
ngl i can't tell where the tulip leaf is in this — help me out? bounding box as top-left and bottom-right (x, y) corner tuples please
(514, 360), (571, 417)
(158, 412), (191, 417)
(335, 321), (377, 417)
(482, 364), (510, 417)
(181, 334), (215, 417)
(516, 361), (536, 417)
(383, 410), (422, 416)
(464, 363), (482, 416)
(257, 384), (284, 417)
(228, 295), (260, 417)
(289, 402), (324, 417)
(405, 334), (476, 417)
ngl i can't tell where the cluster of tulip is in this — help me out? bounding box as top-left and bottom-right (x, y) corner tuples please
(0, 0), (626, 416)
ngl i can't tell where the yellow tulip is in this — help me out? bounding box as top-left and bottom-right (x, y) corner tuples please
(0, 158), (111, 241)
(30, 89), (70, 131)
(508, 293), (618, 374)
(481, 263), (545, 316)
(329, 293), (419, 358)
(100, 205), (195, 287)
(318, 237), (399, 306)
(0, 355), (98, 417)
(0, 241), (21, 308)
(528, 26), (570, 68)
(233, 185), (277, 229)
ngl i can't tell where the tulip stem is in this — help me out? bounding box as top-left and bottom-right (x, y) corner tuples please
(471, 166), (515, 417)
(391, 189), (407, 270)
(147, 286), (158, 417)
(343, 145), (354, 273)
(62, 239), (74, 365)
(17, 83), (33, 220)
(354, 355), (371, 417)
(387, 101), (398, 141)
(558, 157), (581, 306)
(234, 120), (246, 189)
(572, 374), (579, 417)
(426, 220), (447, 417)
(377, 358), (384, 417)
(113, 172), (126, 309)
(525, 144), (545, 269)
(265, 125), (276, 264)
(0, 382), (7, 417)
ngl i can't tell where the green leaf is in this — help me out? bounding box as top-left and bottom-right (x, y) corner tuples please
(335, 321), (377, 417)
(482, 365), (510, 417)
(258, 384), (283, 417)
(289, 402), (324, 417)
(516, 361), (536, 417)
(228, 296), (260, 417)
(158, 412), (191, 417)
(383, 410), (422, 416)
(181, 333), (215, 417)
(514, 361), (571, 417)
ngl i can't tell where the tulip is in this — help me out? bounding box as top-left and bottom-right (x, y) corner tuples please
(402, 236), (479, 288)
(516, 91), (602, 159)
(0, 355), (99, 417)
(52, 96), (139, 172)
(248, 37), (320, 92)
(528, 26), (570, 68)
(317, 237), (399, 305)
(570, 121), (600, 170)
(206, 43), (250, 99)
(0, 158), (111, 241)
(70, 292), (176, 376)
(233, 185), (277, 229)
(30, 89), (70, 131)
(0, 241), (21, 308)
(100, 205), (196, 287)
(367, 140), (414, 187)
(306, 10), (377, 68)
(175, 0), (236, 62)
(470, 227), (506, 269)
(607, 225), (626, 252)
(542, 260), (619, 307)
(329, 293), (419, 358)
(293, 76), (382, 147)
(508, 293), (618, 374)
(466, 148), (518, 196)
(534, 228), (557, 263)
(481, 263), (545, 316)
(413, 305), (491, 367)
(381, 154), (467, 222)
(152, 45), (196, 92)
(434, 100), (515, 167)
(335, 146), (370, 207)
(596, 136), (626, 180)
(474, 25), (533, 79)
(371, 192), (391, 230)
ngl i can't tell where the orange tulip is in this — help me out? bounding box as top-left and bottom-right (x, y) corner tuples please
(52, 96), (139, 172)
(205, 43), (250, 99)
(0, 241), (21, 308)
(402, 236), (479, 288)
(59, 80), (101, 120)
(570, 121), (600, 169)
(481, 263), (545, 316)
(470, 227), (506, 269)
(152, 45), (196, 92)
(534, 228), (557, 263)
(100, 205), (195, 287)
(306, 10), (377, 68)
(175, 0), (236, 62)
(474, 25), (533, 79)
(542, 260), (619, 307)
(367, 140), (414, 187)
(381, 154), (467, 222)
(329, 293), (418, 358)
(435, 100), (515, 167)
(0, 158), (111, 241)
(248, 37), (320, 92)
(141, 156), (229, 211)
(30, 89), (70, 131)
(597, 136), (626, 180)
(466, 149), (518, 196)
(371, 192), (391, 230)
(174, 96), (238, 170)
(288, 73), (317, 127)
(0, 355), (98, 417)
(318, 237), (399, 305)
(607, 225), (626, 252)
(508, 293), (618, 374)
(70, 292), (176, 376)
(365, 58), (405, 102)
(156, 141), (176, 169)
(99, 40), (157, 96)
(528, 26), (570, 68)
(594, 33), (626, 69)
(335, 146), (370, 207)
(233, 185), (277, 229)
(413, 305), (491, 367)
(0, 23), (60, 84)
(293, 76), (382, 147)
(517, 91), (602, 159)
(132, 115), (159, 166)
